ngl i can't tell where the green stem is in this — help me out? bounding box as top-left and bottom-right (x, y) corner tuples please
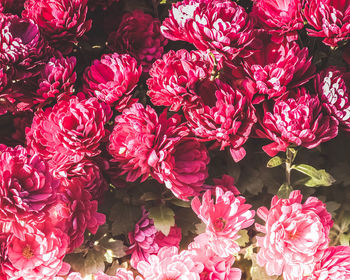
(285, 148), (293, 186)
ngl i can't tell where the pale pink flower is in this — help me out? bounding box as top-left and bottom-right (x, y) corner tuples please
(137, 246), (204, 280)
(59, 268), (140, 280)
(191, 187), (255, 257)
(255, 190), (333, 280)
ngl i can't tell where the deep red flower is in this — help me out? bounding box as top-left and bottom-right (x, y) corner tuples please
(303, 0), (350, 47)
(0, 0), (26, 14)
(108, 103), (189, 182)
(108, 10), (167, 72)
(255, 88), (339, 156)
(83, 53), (142, 111)
(161, 0), (254, 59)
(22, 0), (92, 54)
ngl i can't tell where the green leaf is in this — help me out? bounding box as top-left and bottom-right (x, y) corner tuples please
(266, 156), (283, 168)
(277, 183), (293, 199)
(99, 237), (127, 259)
(339, 233), (350, 246)
(140, 192), (160, 201)
(236, 229), (249, 247)
(110, 203), (142, 236)
(148, 205), (175, 235)
(292, 164), (335, 187)
(175, 207), (201, 236)
(170, 198), (191, 208)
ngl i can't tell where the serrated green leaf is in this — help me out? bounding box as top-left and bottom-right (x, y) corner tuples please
(339, 233), (350, 246)
(84, 249), (105, 275)
(148, 205), (175, 235)
(277, 183), (293, 199)
(266, 156), (283, 168)
(236, 229), (249, 247)
(170, 198), (191, 208)
(292, 164), (335, 187)
(99, 237), (127, 258)
(110, 203), (142, 236)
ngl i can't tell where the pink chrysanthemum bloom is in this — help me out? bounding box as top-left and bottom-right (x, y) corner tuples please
(22, 0), (92, 54)
(35, 55), (77, 102)
(204, 175), (240, 195)
(59, 268), (140, 280)
(188, 233), (242, 280)
(251, 0), (304, 42)
(191, 187), (255, 257)
(243, 40), (315, 101)
(0, 145), (59, 224)
(315, 66), (350, 134)
(137, 246), (204, 280)
(255, 190), (333, 280)
(2, 225), (70, 280)
(152, 138), (210, 200)
(0, 14), (48, 80)
(161, 0), (254, 60)
(303, 0), (350, 47)
(304, 246), (350, 280)
(26, 96), (111, 164)
(184, 80), (257, 162)
(255, 88), (339, 156)
(83, 53), (142, 110)
(147, 49), (211, 111)
(108, 103), (189, 182)
(108, 10), (167, 72)
(127, 207), (182, 268)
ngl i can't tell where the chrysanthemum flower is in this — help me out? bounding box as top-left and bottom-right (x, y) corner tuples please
(191, 187), (255, 257)
(0, 145), (59, 223)
(108, 103), (189, 182)
(303, 0), (350, 47)
(0, 0), (26, 13)
(137, 246), (204, 280)
(255, 190), (333, 280)
(161, 0), (254, 59)
(304, 246), (350, 280)
(315, 66), (350, 134)
(107, 10), (167, 72)
(22, 0), (92, 54)
(26, 96), (111, 164)
(255, 88), (339, 156)
(58, 268), (140, 280)
(251, 0), (304, 42)
(83, 52), (142, 110)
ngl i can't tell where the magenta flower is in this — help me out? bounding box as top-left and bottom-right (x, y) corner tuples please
(137, 246), (204, 280)
(255, 88), (339, 156)
(161, 0), (254, 59)
(191, 187), (255, 257)
(305, 246), (350, 280)
(255, 190), (333, 280)
(315, 67), (350, 134)
(243, 40), (315, 101)
(108, 10), (167, 72)
(251, 0), (304, 42)
(83, 53), (142, 110)
(303, 0), (350, 47)
(108, 103), (189, 182)
(22, 0), (92, 54)
(152, 138), (210, 200)
(0, 145), (59, 223)
(26, 96), (111, 164)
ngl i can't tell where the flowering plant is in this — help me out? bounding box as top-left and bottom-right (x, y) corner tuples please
(0, 0), (350, 279)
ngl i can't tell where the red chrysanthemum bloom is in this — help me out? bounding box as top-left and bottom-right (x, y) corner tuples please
(26, 96), (111, 164)
(204, 174), (240, 195)
(192, 187), (255, 257)
(83, 53), (142, 110)
(315, 66), (350, 134)
(108, 103), (189, 182)
(22, 0), (92, 54)
(35, 55), (77, 102)
(255, 88), (339, 156)
(161, 0), (254, 59)
(305, 246), (350, 280)
(0, 0), (26, 14)
(147, 49), (211, 111)
(0, 145), (59, 224)
(152, 138), (210, 200)
(251, 0), (304, 42)
(243, 40), (315, 101)
(184, 80), (257, 162)
(303, 0), (350, 47)
(107, 10), (167, 72)
(0, 67), (8, 92)
(0, 14), (48, 80)
(255, 190), (333, 280)
(2, 225), (70, 280)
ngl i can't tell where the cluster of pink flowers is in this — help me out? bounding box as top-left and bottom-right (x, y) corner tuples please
(0, 0), (349, 278)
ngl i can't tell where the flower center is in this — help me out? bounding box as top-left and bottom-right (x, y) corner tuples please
(22, 244), (34, 259)
(213, 217), (226, 231)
